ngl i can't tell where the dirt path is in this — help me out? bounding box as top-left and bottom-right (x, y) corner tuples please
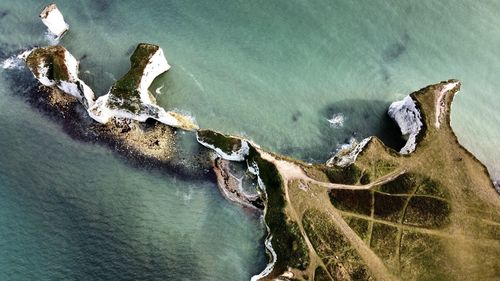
(281, 176), (335, 280)
(260, 150), (406, 190)
(260, 149), (399, 280)
(309, 187), (398, 281)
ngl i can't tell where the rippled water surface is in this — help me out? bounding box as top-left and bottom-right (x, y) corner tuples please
(0, 0), (499, 280)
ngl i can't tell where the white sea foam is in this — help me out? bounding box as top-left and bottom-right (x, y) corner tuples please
(328, 113), (345, 128)
(2, 50), (32, 70)
(178, 64), (205, 94)
(2, 56), (23, 70)
(155, 85), (164, 95)
(44, 30), (60, 46)
(183, 190), (193, 201)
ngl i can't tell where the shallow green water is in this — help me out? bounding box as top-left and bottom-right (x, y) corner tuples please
(0, 0), (499, 280)
(0, 75), (265, 279)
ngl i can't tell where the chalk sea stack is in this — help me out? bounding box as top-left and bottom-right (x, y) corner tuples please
(89, 43), (198, 131)
(39, 3), (69, 40)
(4, 4), (499, 281)
(25, 45), (95, 108)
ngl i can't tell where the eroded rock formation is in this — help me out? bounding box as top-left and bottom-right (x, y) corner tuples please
(40, 4), (69, 40)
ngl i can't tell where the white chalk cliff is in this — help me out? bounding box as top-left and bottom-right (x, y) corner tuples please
(22, 7), (197, 131)
(197, 136), (250, 161)
(327, 137), (372, 167)
(88, 44), (198, 130)
(24, 46), (95, 108)
(40, 4), (69, 40)
(388, 95), (423, 154)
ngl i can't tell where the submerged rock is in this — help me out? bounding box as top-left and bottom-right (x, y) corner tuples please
(24, 45), (95, 108)
(88, 43), (198, 131)
(40, 4), (69, 40)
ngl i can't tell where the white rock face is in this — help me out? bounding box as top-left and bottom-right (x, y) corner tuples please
(58, 50), (95, 108)
(388, 95), (423, 154)
(196, 135), (250, 161)
(138, 48), (170, 103)
(435, 81), (460, 128)
(40, 4), (69, 39)
(493, 179), (500, 194)
(88, 95), (192, 127)
(327, 137), (372, 167)
(251, 227), (277, 281)
(25, 47), (95, 108)
(88, 46), (197, 130)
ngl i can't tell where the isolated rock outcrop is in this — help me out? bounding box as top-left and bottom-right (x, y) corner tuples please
(25, 45), (95, 108)
(40, 4), (69, 40)
(88, 43), (198, 130)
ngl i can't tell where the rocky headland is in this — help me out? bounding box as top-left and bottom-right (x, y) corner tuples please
(2, 4), (499, 281)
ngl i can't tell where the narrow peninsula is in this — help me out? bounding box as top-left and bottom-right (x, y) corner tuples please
(3, 4), (499, 281)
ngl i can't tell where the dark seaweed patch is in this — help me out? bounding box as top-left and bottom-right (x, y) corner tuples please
(93, 0), (112, 11)
(382, 42), (405, 62)
(380, 66), (390, 82)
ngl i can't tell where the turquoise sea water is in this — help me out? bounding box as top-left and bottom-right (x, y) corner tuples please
(0, 1), (499, 280)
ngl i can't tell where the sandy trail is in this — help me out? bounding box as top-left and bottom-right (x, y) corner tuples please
(259, 150), (406, 190)
(259, 150), (400, 280)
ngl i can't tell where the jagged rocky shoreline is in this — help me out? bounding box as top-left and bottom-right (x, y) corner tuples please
(2, 4), (499, 281)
